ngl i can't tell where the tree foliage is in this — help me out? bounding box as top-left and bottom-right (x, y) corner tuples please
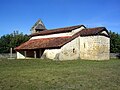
(109, 31), (120, 53)
(0, 31), (30, 53)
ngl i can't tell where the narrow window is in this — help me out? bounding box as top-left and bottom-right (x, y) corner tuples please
(73, 48), (75, 53)
(84, 43), (85, 48)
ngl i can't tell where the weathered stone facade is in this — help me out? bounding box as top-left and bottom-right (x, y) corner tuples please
(59, 37), (80, 60)
(40, 36), (110, 60)
(80, 36), (110, 60)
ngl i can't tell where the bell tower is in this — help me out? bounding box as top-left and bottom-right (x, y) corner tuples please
(30, 19), (46, 34)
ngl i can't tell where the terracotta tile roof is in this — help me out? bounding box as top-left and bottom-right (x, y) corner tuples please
(79, 27), (109, 37)
(15, 36), (71, 51)
(15, 27), (109, 51)
(30, 25), (85, 37)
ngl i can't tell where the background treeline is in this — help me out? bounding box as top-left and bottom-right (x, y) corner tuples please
(0, 31), (120, 53)
(110, 31), (120, 53)
(0, 31), (30, 53)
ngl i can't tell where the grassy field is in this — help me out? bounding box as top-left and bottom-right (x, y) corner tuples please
(0, 59), (120, 90)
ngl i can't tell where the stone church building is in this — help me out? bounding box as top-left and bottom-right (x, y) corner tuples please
(15, 20), (110, 60)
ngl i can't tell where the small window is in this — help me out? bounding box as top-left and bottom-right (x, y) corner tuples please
(73, 48), (75, 53)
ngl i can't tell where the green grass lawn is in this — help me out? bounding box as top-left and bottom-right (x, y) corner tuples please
(0, 59), (120, 90)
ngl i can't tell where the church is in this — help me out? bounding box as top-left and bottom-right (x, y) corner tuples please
(15, 20), (110, 60)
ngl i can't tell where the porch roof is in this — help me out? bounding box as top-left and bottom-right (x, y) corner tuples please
(15, 36), (71, 51)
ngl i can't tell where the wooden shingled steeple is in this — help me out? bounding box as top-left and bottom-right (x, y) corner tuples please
(30, 19), (46, 34)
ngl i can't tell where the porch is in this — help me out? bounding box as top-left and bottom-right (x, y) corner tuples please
(16, 49), (45, 59)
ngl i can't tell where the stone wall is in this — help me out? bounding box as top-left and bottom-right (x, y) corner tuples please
(0, 53), (16, 58)
(80, 36), (110, 60)
(110, 53), (120, 59)
(17, 51), (25, 59)
(42, 37), (80, 61)
(42, 49), (61, 60)
(59, 37), (80, 60)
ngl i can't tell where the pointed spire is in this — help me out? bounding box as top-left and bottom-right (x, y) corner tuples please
(30, 19), (46, 34)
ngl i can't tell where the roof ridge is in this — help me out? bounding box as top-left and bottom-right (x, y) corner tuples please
(30, 25), (85, 37)
(48, 25), (85, 30)
(85, 27), (105, 29)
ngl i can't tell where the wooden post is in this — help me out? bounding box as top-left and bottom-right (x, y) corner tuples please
(24, 51), (27, 58)
(34, 51), (36, 58)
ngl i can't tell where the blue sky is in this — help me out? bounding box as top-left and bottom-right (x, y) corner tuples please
(0, 0), (120, 36)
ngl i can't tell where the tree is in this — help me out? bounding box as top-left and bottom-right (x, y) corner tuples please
(109, 31), (120, 53)
(0, 31), (30, 53)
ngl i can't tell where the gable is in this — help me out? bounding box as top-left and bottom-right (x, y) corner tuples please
(100, 31), (109, 36)
(79, 27), (110, 37)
